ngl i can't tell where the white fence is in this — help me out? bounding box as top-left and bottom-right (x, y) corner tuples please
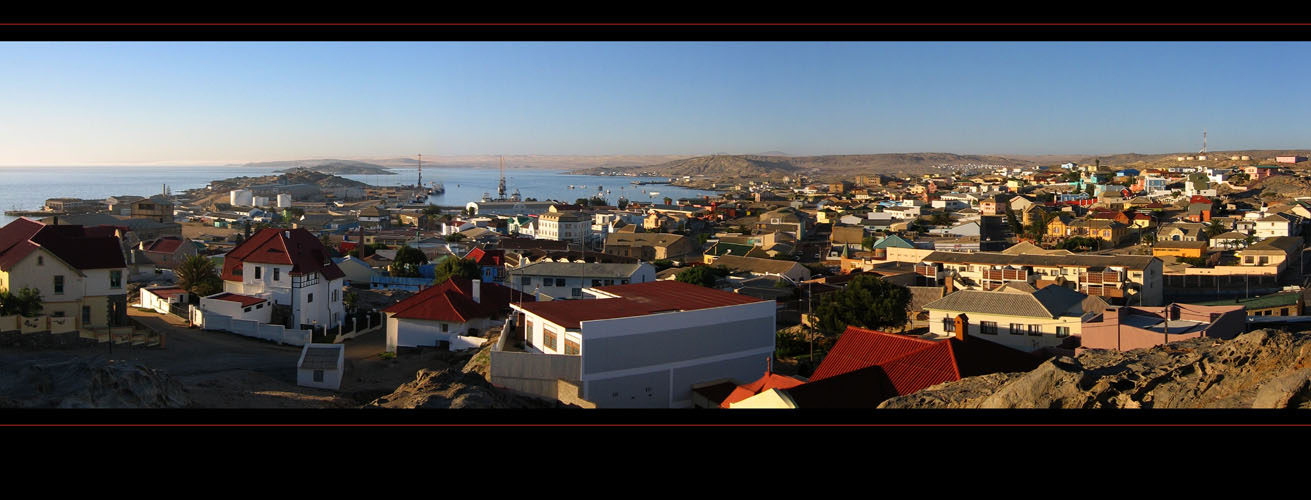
(190, 305), (311, 346)
(451, 335), (490, 352)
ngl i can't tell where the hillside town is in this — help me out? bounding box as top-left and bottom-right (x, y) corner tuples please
(7, 153), (1311, 409)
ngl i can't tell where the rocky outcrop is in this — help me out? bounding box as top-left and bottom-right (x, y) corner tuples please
(364, 368), (566, 409)
(0, 359), (189, 408)
(879, 330), (1311, 409)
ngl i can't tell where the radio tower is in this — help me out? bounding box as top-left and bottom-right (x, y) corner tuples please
(417, 153), (422, 188)
(1200, 129), (1208, 154)
(498, 155), (507, 200)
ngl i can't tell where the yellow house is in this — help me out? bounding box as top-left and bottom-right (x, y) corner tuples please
(0, 218), (130, 330)
(1151, 240), (1207, 259)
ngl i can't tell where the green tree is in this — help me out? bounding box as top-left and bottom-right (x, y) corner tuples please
(344, 290), (359, 312)
(432, 257), (480, 284)
(422, 205), (443, 216)
(930, 211), (953, 226)
(445, 233), (468, 243)
(813, 274), (911, 336)
(675, 265), (729, 288)
(1205, 220), (1226, 238)
(617, 198), (630, 210)
(0, 287), (44, 317)
(284, 207), (305, 219)
(663, 197), (673, 206)
(390, 245), (429, 278)
(175, 254), (222, 300)
(651, 259), (674, 272)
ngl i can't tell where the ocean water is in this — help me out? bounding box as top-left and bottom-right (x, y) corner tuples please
(0, 166), (719, 225)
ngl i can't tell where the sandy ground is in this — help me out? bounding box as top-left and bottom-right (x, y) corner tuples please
(0, 309), (487, 408)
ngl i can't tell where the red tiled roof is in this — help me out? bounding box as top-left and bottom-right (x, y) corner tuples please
(383, 277), (534, 323)
(465, 247), (504, 267)
(144, 237), (185, 254)
(516, 281), (767, 329)
(779, 326), (1040, 408)
(808, 327), (942, 382)
(719, 372), (807, 408)
(0, 218), (126, 272)
(207, 292), (267, 307)
(221, 228), (345, 282)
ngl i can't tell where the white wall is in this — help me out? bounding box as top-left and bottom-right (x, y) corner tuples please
(927, 309), (1082, 353)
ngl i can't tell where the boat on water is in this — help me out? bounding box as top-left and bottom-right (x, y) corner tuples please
(649, 191), (660, 196)
(429, 182), (445, 194)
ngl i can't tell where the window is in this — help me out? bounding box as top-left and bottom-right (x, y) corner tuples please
(255, 266), (262, 279)
(1028, 325), (1042, 336)
(980, 321), (997, 335)
(543, 329), (558, 351)
(442, 323), (449, 332)
(273, 268), (280, 281)
(54, 275), (64, 295)
(525, 320), (534, 337)
(943, 318), (955, 333)
(1056, 326), (1070, 338)
(308, 293), (314, 303)
(592, 280), (602, 286)
(332, 290), (338, 302)
(522, 276), (532, 286)
(572, 288), (582, 296)
(81, 306), (90, 323)
(1010, 323), (1024, 335)
(564, 338), (580, 355)
(37, 256), (43, 266)
(555, 278), (566, 287)
(1282, 308), (1290, 316)
(110, 270), (122, 289)
(244, 307), (252, 312)
(256, 303), (263, 309)
(313, 370), (324, 383)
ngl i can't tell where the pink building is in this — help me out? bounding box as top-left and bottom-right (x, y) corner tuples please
(1276, 156), (1306, 164)
(1079, 304), (1245, 352)
(1245, 165), (1280, 181)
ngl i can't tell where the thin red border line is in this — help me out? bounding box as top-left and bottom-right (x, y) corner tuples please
(4, 424), (1311, 427)
(2, 23), (1311, 26)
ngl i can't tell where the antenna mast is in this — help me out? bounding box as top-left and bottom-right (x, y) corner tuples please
(498, 155), (507, 200)
(418, 153), (422, 188)
(1201, 129), (1208, 154)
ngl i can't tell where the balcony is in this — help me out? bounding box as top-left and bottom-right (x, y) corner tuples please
(1080, 271), (1122, 284)
(983, 269), (1028, 281)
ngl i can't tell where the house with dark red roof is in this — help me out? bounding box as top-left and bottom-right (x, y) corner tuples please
(497, 280), (777, 408)
(730, 326), (1040, 408)
(138, 236), (199, 269)
(219, 228), (346, 329)
(382, 276), (533, 352)
(464, 246), (507, 284)
(0, 217), (130, 329)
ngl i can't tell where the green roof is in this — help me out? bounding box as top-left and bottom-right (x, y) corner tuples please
(1194, 291), (1301, 310)
(872, 234), (914, 250)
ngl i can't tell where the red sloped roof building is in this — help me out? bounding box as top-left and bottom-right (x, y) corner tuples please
(219, 228), (346, 329)
(383, 276), (534, 352)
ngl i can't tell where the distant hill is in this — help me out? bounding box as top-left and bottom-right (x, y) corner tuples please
(1075, 150), (1311, 171)
(245, 159), (394, 175)
(568, 153), (1047, 180)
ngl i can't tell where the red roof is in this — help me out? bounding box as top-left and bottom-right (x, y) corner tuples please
(808, 327), (943, 382)
(383, 277), (534, 323)
(719, 372), (807, 408)
(143, 286), (188, 299)
(207, 292), (267, 307)
(515, 281), (766, 329)
(465, 247), (504, 267)
(0, 218), (126, 272)
(221, 228), (345, 282)
(779, 327), (1040, 408)
(144, 237), (185, 254)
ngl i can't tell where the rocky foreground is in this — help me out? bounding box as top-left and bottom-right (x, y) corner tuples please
(880, 329), (1311, 409)
(0, 358), (189, 408)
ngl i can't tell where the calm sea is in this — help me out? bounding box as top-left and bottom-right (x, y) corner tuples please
(0, 166), (719, 225)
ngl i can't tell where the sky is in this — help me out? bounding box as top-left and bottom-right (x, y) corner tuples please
(0, 41), (1307, 165)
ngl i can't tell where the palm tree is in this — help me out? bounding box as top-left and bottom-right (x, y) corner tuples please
(175, 254), (222, 302)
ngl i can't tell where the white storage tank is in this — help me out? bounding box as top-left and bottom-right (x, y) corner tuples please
(277, 193), (293, 208)
(252, 195), (270, 207)
(229, 189), (253, 207)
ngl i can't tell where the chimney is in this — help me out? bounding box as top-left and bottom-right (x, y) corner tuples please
(944, 277), (955, 295)
(953, 314), (968, 341)
(472, 279), (481, 304)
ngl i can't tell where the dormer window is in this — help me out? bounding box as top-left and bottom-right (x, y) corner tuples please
(37, 256), (43, 265)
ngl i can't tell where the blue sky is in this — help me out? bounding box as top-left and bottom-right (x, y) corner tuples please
(0, 42), (1306, 165)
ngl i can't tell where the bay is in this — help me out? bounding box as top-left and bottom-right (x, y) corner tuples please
(0, 166), (720, 226)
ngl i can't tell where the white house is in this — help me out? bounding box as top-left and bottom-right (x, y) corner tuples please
(220, 228), (346, 329)
(199, 292), (273, 324)
(923, 285), (1106, 353)
(297, 343), (345, 390)
(383, 277), (532, 353)
(536, 211), (590, 246)
(498, 280), (777, 408)
(507, 261), (656, 299)
(139, 286), (187, 315)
